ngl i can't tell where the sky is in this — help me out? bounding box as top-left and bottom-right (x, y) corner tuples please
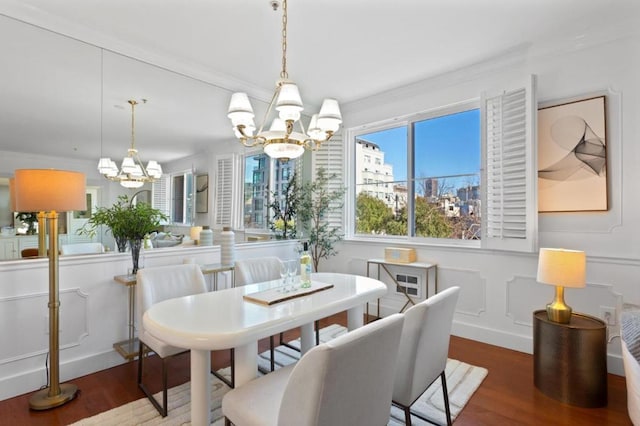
(360, 109), (480, 183)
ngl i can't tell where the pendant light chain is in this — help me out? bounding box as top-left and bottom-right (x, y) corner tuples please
(280, 0), (288, 80)
(129, 100), (137, 151)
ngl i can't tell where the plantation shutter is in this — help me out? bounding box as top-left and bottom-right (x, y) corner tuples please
(152, 175), (170, 224)
(312, 135), (344, 232)
(481, 75), (537, 252)
(214, 154), (234, 228)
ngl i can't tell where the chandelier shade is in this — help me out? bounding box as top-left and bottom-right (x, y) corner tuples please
(98, 99), (162, 188)
(227, 0), (341, 161)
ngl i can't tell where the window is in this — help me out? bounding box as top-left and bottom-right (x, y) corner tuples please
(243, 153), (297, 231)
(354, 106), (480, 240)
(171, 171), (194, 225)
(347, 76), (537, 251)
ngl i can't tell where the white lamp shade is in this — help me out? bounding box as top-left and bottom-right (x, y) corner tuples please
(121, 157), (136, 173)
(14, 169), (86, 212)
(276, 82), (303, 121)
(307, 114), (325, 140)
(146, 161), (162, 178)
(269, 118), (287, 132)
(537, 248), (586, 288)
(190, 226), (203, 241)
(228, 92), (255, 126)
(106, 161), (119, 177)
(97, 157), (113, 173)
(264, 142), (305, 160)
(317, 98), (342, 132)
(131, 165), (144, 177)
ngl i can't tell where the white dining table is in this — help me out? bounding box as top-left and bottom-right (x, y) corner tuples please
(143, 272), (388, 426)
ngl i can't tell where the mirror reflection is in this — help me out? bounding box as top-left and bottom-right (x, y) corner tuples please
(0, 15), (243, 260)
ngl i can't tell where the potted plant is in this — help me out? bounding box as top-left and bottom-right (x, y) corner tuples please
(297, 167), (346, 271)
(269, 174), (299, 240)
(80, 195), (166, 273)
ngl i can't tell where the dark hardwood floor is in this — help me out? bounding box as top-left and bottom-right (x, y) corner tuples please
(0, 312), (632, 425)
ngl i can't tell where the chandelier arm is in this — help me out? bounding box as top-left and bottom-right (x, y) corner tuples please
(129, 100), (137, 150)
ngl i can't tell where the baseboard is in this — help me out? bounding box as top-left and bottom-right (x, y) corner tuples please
(0, 349), (125, 401)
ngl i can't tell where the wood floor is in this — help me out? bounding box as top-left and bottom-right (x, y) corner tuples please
(0, 312), (632, 426)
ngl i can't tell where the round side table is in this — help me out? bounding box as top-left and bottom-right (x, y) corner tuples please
(533, 309), (608, 407)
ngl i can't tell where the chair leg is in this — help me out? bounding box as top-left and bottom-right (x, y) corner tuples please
(404, 405), (412, 426)
(441, 371), (452, 426)
(315, 320), (320, 345)
(225, 417), (232, 426)
(137, 342), (169, 417)
(269, 335), (276, 371)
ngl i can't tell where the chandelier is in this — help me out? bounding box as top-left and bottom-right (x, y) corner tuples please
(227, 0), (342, 161)
(97, 99), (162, 189)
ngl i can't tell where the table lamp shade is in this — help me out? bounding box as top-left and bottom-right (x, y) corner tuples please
(537, 248), (586, 289)
(190, 226), (203, 242)
(14, 169), (86, 212)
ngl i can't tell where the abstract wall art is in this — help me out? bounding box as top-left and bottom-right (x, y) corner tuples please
(538, 95), (607, 212)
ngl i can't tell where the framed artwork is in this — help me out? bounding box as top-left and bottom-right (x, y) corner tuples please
(196, 174), (209, 213)
(538, 95), (607, 212)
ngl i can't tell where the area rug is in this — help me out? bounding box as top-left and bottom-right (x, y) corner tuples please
(71, 324), (487, 426)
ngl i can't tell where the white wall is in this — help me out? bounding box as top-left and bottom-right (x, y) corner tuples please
(0, 239), (299, 401)
(322, 28), (640, 375)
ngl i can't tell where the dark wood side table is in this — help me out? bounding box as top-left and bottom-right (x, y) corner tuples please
(533, 310), (607, 407)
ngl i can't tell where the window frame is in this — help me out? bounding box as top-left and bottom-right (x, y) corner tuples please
(344, 75), (537, 252)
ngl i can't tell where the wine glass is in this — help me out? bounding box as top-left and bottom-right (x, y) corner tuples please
(287, 259), (298, 291)
(279, 260), (288, 292)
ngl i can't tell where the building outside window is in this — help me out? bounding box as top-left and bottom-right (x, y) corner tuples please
(244, 153), (297, 231)
(353, 105), (481, 240)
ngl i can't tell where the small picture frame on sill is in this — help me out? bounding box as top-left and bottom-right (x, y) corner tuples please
(538, 95), (608, 213)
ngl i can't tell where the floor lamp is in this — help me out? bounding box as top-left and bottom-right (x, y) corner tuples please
(13, 169), (86, 410)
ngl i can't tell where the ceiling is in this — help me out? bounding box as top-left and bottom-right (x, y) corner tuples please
(0, 0), (638, 165)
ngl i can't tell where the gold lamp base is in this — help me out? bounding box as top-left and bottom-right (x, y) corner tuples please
(29, 383), (78, 410)
(546, 285), (572, 324)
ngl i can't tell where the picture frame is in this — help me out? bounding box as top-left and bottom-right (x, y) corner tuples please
(196, 174), (209, 213)
(538, 95), (608, 213)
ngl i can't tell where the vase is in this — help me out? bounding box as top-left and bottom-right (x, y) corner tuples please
(220, 226), (235, 265)
(115, 236), (128, 253)
(129, 239), (142, 274)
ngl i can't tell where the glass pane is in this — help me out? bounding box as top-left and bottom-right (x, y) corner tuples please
(244, 154), (271, 229)
(413, 108), (481, 240)
(355, 126), (408, 236)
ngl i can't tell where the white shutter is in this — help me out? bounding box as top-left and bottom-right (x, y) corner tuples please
(312, 135), (344, 232)
(481, 75), (537, 252)
(152, 176), (170, 224)
(214, 155), (234, 228)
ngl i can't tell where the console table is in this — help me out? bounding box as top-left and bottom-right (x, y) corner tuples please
(365, 258), (437, 320)
(112, 263), (235, 360)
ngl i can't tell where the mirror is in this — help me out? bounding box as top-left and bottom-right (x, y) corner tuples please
(0, 14), (255, 259)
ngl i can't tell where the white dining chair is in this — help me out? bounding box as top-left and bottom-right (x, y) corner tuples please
(222, 313), (405, 426)
(235, 256), (320, 372)
(392, 286), (460, 426)
(136, 263), (208, 417)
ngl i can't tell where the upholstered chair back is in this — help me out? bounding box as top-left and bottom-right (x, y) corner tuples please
(234, 256), (283, 286)
(136, 264), (207, 357)
(392, 286), (460, 406)
(277, 313), (405, 426)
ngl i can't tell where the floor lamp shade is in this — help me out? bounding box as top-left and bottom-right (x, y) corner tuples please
(13, 169), (86, 411)
(537, 248), (586, 323)
(13, 169), (86, 212)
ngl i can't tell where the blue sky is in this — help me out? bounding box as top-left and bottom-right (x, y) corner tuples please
(360, 109), (480, 182)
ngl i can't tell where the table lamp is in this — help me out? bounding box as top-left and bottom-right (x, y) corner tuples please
(13, 169), (86, 410)
(536, 248), (586, 324)
(190, 226), (203, 244)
